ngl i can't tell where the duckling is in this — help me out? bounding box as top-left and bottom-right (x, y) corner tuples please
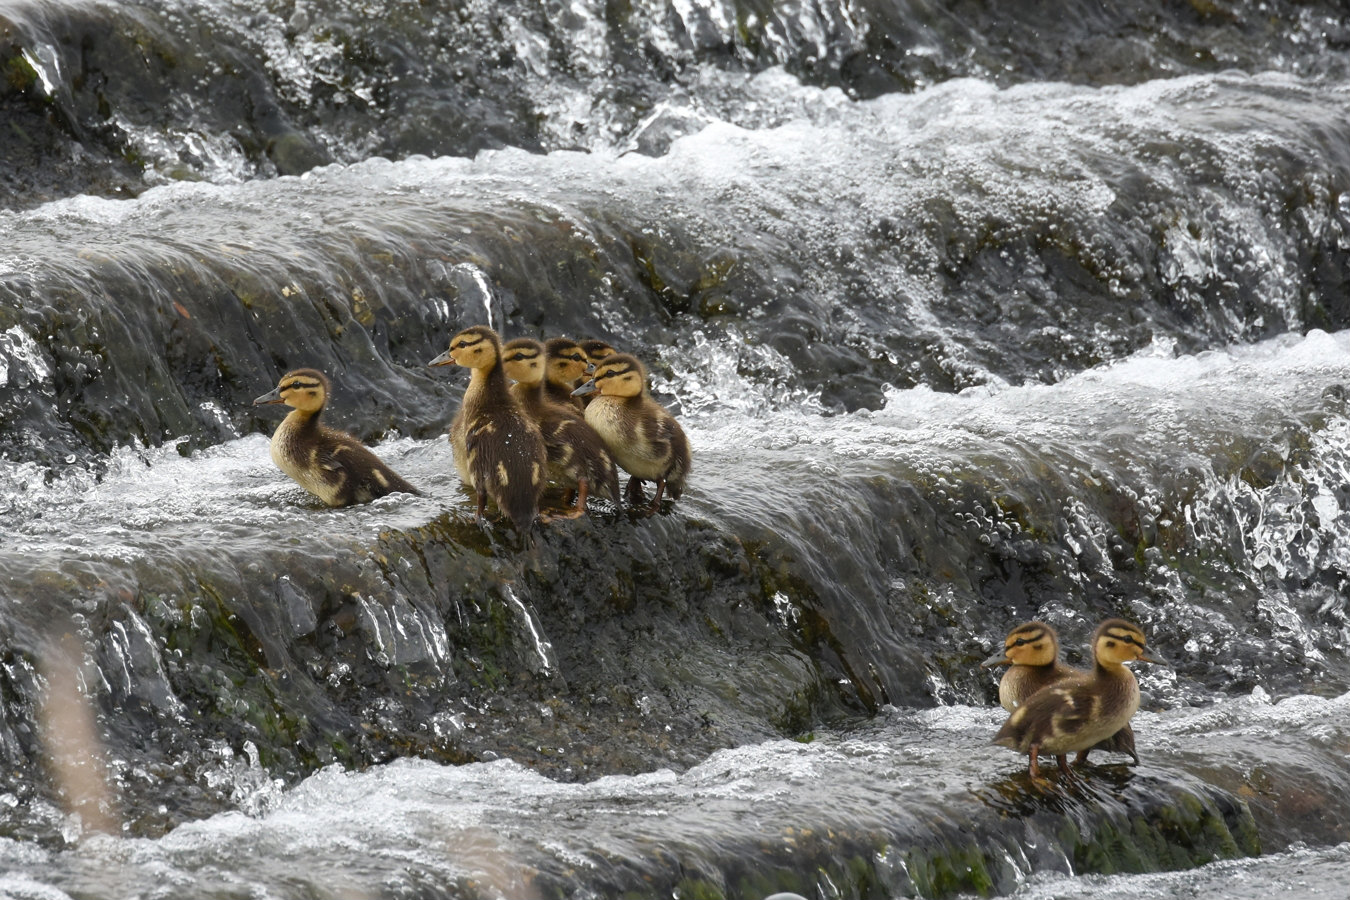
(982, 621), (1076, 711)
(501, 337), (621, 517)
(993, 618), (1161, 780)
(577, 339), (618, 408)
(571, 353), (691, 513)
(253, 368), (420, 506)
(543, 337), (589, 411)
(983, 621), (1137, 764)
(428, 326), (547, 531)
(579, 339), (617, 371)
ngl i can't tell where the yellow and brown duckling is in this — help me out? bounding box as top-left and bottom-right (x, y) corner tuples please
(253, 368), (420, 506)
(501, 337), (621, 517)
(993, 618), (1161, 780)
(543, 337), (590, 411)
(983, 621), (1137, 764)
(579, 338), (617, 370)
(982, 621), (1076, 711)
(429, 326), (547, 531)
(577, 339), (618, 407)
(572, 353), (691, 513)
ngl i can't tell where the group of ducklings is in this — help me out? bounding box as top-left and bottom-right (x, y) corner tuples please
(253, 326), (691, 529)
(254, 332), (1164, 784)
(984, 618), (1164, 781)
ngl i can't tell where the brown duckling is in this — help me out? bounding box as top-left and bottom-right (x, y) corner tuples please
(501, 337), (621, 517)
(983, 621), (1137, 764)
(579, 339), (617, 370)
(993, 618), (1162, 780)
(428, 326), (547, 531)
(982, 621), (1076, 711)
(577, 339), (618, 408)
(253, 368), (420, 506)
(543, 337), (589, 411)
(571, 353), (691, 513)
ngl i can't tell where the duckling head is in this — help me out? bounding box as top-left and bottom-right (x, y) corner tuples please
(501, 337), (545, 386)
(544, 337), (589, 387)
(571, 353), (647, 399)
(579, 338), (617, 373)
(1092, 618), (1166, 667)
(253, 368), (329, 414)
(429, 325), (501, 370)
(982, 621), (1060, 669)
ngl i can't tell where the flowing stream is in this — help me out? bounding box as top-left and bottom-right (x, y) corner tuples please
(3, 1), (1350, 898)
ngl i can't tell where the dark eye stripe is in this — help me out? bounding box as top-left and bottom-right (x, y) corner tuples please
(285, 380), (321, 391)
(1010, 627), (1047, 647)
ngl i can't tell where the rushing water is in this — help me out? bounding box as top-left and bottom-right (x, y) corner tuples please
(4, 1), (1350, 898)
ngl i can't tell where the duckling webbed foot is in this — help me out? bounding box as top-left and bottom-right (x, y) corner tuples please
(1024, 747), (1056, 788)
(542, 480), (590, 521)
(644, 479), (669, 515)
(625, 477), (647, 506)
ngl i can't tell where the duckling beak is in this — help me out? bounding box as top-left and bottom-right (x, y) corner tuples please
(1138, 650), (1169, 666)
(571, 379), (597, 397)
(981, 652), (1013, 669)
(253, 386), (284, 406)
(427, 349), (454, 367)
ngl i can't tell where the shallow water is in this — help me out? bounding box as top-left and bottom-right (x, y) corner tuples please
(2, 693), (1347, 899)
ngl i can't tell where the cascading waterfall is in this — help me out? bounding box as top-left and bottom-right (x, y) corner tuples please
(3, 1), (1350, 898)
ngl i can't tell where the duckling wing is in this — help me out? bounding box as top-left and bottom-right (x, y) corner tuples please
(546, 417), (620, 501)
(634, 408), (673, 457)
(463, 413), (543, 489)
(646, 411), (691, 490)
(993, 680), (1096, 751)
(320, 429), (421, 503)
(306, 430), (353, 483)
(464, 412), (546, 528)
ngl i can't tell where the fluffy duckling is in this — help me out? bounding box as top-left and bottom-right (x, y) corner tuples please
(253, 368), (420, 506)
(579, 339), (617, 370)
(983, 621), (1137, 764)
(429, 326), (547, 531)
(994, 618), (1161, 780)
(982, 621), (1076, 711)
(577, 339), (617, 407)
(572, 353), (691, 513)
(501, 337), (621, 517)
(543, 337), (589, 411)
